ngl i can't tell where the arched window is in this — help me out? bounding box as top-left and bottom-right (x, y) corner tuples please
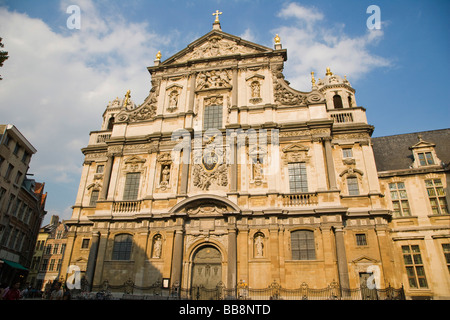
(291, 230), (316, 260)
(347, 95), (353, 108)
(112, 234), (133, 260)
(107, 116), (115, 130)
(333, 95), (343, 109)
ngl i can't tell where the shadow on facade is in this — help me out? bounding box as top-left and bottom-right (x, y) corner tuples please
(71, 234), (165, 299)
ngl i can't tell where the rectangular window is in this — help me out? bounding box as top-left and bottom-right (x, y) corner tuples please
(442, 244), (450, 274)
(81, 239), (90, 249)
(288, 162), (308, 193)
(96, 165), (104, 173)
(203, 105), (223, 130)
(291, 230), (316, 260)
(389, 182), (411, 217)
(60, 243), (66, 254)
(356, 233), (367, 246)
(342, 148), (353, 158)
(53, 244), (59, 254)
(49, 259), (55, 271)
(15, 171), (22, 185)
(402, 245), (428, 289)
(425, 179), (448, 215)
(89, 190), (99, 206)
(13, 143), (20, 156)
(123, 172), (141, 200)
(41, 259), (48, 271)
(347, 177), (359, 195)
(5, 164), (14, 180)
(418, 152), (434, 166)
(45, 244), (52, 254)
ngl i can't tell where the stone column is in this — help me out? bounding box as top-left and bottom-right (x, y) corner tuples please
(85, 231), (100, 290)
(323, 138), (337, 190)
(99, 155), (114, 200)
(227, 228), (237, 289)
(334, 226), (350, 290)
(230, 136), (237, 192)
(232, 68), (238, 107)
(170, 229), (184, 288)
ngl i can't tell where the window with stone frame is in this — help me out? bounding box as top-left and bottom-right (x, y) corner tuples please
(342, 148), (353, 158)
(425, 179), (448, 215)
(347, 176), (360, 196)
(402, 244), (428, 289)
(442, 244), (450, 274)
(291, 230), (316, 260)
(389, 182), (411, 217)
(288, 162), (308, 193)
(112, 234), (133, 260)
(355, 233), (367, 246)
(203, 105), (223, 130)
(89, 190), (99, 206)
(123, 172), (141, 200)
(417, 152), (434, 166)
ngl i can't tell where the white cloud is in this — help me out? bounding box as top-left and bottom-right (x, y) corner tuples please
(0, 1), (167, 220)
(274, 2), (391, 90)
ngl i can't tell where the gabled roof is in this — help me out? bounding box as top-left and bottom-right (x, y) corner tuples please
(372, 128), (450, 172)
(152, 29), (284, 69)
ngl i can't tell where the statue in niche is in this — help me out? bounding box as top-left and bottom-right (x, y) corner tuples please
(167, 90), (179, 112)
(250, 81), (262, 104)
(251, 81), (260, 98)
(161, 165), (170, 183)
(253, 159), (263, 180)
(152, 235), (162, 258)
(254, 233), (264, 257)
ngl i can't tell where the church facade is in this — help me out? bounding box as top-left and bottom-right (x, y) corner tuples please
(60, 18), (450, 299)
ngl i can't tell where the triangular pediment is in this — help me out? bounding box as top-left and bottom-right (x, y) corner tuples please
(352, 255), (379, 264)
(161, 30), (273, 65)
(282, 144), (310, 153)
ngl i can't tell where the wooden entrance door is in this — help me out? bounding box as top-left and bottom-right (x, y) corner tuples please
(191, 246), (222, 290)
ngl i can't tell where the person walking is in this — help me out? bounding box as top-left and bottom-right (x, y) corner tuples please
(3, 282), (22, 300)
(49, 281), (64, 300)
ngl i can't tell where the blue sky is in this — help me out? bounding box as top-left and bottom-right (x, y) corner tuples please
(0, 0), (448, 224)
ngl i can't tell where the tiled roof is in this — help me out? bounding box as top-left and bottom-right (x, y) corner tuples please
(371, 128), (450, 172)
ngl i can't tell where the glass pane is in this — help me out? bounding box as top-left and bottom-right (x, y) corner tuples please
(399, 190), (408, 199)
(408, 277), (417, 288)
(418, 277), (428, 288)
(406, 267), (415, 277)
(425, 180), (433, 187)
(402, 245), (410, 253)
(427, 188), (436, 197)
(426, 152), (434, 164)
(397, 182), (405, 189)
(391, 191), (399, 200)
(413, 254), (423, 264)
(403, 255), (413, 265)
(434, 179), (442, 185)
(411, 245), (420, 253)
(436, 187), (445, 196)
(389, 183), (396, 190)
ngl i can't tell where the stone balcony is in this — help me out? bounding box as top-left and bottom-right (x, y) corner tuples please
(328, 107), (367, 124)
(87, 130), (112, 146)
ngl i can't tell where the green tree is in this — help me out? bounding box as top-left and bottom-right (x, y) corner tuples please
(0, 37), (9, 80)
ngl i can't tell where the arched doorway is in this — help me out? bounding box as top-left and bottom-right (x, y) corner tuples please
(191, 245), (222, 290)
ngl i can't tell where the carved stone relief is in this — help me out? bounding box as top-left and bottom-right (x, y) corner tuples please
(196, 70), (231, 91)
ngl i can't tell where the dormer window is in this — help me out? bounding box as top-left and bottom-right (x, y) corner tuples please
(409, 134), (440, 168)
(417, 152), (434, 166)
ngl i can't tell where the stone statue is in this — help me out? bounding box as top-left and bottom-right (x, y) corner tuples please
(253, 159), (263, 180)
(161, 165), (170, 183)
(255, 234), (264, 257)
(153, 236), (162, 258)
